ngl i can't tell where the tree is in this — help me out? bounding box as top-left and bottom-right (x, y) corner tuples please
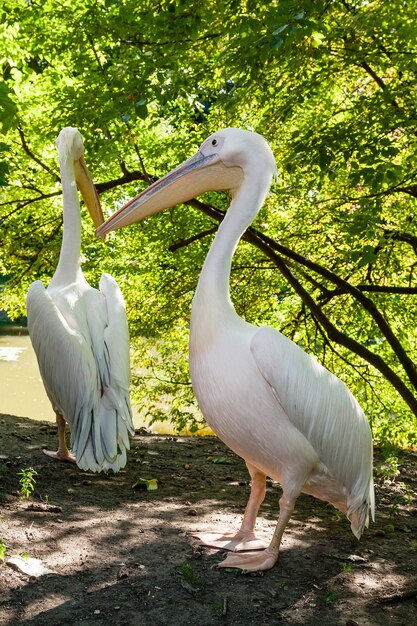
(0, 0), (416, 445)
(0, 80), (17, 185)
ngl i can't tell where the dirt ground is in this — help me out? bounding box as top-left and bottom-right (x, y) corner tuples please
(0, 413), (416, 626)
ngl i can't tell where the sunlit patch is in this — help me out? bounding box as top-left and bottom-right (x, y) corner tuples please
(0, 347), (26, 362)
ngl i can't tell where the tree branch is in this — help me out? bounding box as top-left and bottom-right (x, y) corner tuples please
(256, 251), (417, 416)
(185, 197), (417, 402)
(169, 226), (218, 252)
(17, 126), (60, 182)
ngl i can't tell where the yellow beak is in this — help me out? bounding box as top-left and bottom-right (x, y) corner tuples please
(96, 151), (242, 238)
(74, 155), (104, 231)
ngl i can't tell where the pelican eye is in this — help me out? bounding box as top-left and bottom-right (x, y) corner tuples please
(211, 139), (218, 146)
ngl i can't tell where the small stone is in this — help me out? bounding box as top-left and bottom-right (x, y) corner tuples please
(117, 566), (129, 579)
(187, 508), (198, 516)
(183, 463), (190, 470)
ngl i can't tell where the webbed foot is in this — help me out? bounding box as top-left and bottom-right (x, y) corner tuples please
(218, 548), (278, 572)
(193, 531), (268, 552)
(43, 448), (76, 464)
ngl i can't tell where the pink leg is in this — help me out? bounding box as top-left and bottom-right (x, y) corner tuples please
(194, 465), (269, 551)
(43, 412), (76, 464)
(218, 494), (296, 572)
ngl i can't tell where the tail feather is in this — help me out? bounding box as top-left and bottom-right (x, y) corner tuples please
(348, 476), (375, 539)
(72, 398), (132, 472)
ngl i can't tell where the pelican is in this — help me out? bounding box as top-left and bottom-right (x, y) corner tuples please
(97, 128), (374, 570)
(27, 127), (134, 472)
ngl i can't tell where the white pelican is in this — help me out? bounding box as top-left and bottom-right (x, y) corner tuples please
(97, 128), (374, 570)
(27, 127), (133, 472)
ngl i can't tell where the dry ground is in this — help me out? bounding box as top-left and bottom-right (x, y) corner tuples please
(0, 413), (416, 626)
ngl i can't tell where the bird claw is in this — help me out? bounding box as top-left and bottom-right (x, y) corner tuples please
(193, 531), (269, 552)
(217, 549), (279, 572)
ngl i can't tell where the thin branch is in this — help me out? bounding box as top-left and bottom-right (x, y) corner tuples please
(17, 126), (60, 182)
(0, 191), (61, 225)
(10, 221), (63, 283)
(122, 32), (221, 48)
(256, 251), (417, 416)
(95, 169), (148, 194)
(326, 284), (417, 296)
(169, 226), (218, 252)
(375, 588), (417, 604)
(186, 197), (417, 399)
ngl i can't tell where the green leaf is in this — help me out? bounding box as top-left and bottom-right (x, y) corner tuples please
(0, 83), (17, 133)
(310, 32), (326, 47)
(132, 477), (158, 491)
(273, 24), (288, 36)
(135, 99), (148, 119)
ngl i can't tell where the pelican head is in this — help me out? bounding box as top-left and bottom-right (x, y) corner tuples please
(57, 127), (104, 230)
(96, 128), (277, 237)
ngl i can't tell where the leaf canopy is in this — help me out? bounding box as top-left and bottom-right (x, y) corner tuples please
(1, 0), (416, 445)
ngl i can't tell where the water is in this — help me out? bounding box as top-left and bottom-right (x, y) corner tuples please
(0, 333), (210, 436)
(0, 333), (52, 421)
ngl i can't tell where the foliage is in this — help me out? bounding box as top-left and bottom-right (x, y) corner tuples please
(0, 80), (17, 186)
(17, 467), (38, 499)
(0, 0), (416, 445)
(0, 539), (6, 561)
(179, 561), (204, 589)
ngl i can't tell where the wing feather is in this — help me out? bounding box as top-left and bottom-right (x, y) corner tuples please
(250, 326), (374, 525)
(26, 281), (100, 465)
(27, 278), (134, 473)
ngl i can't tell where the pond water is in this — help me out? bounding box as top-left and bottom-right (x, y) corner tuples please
(0, 333), (209, 436)
(0, 332), (52, 422)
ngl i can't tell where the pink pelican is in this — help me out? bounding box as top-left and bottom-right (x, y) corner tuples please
(97, 128), (374, 569)
(27, 127), (133, 472)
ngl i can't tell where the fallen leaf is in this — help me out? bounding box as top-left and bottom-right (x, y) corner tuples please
(132, 478), (158, 491)
(7, 555), (55, 577)
(347, 554), (367, 563)
(211, 456), (235, 464)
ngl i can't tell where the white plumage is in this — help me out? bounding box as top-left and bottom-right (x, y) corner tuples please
(27, 127), (133, 472)
(97, 128), (374, 569)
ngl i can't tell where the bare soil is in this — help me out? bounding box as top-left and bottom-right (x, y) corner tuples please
(0, 413), (416, 626)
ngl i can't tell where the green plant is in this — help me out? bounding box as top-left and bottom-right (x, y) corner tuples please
(213, 601), (227, 616)
(0, 539), (6, 561)
(323, 591), (338, 605)
(17, 467), (38, 499)
(179, 561), (203, 589)
(409, 540), (417, 553)
(375, 450), (401, 482)
(341, 563), (354, 573)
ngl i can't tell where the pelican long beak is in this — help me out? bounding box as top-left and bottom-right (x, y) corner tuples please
(96, 151), (242, 237)
(74, 155), (105, 231)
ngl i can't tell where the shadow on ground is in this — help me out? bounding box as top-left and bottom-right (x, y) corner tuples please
(0, 413), (416, 625)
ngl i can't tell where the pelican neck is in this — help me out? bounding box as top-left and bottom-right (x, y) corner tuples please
(49, 157), (83, 287)
(191, 171), (272, 324)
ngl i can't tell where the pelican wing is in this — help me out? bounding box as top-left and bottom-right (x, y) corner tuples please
(250, 326), (374, 523)
(26, 281), (99, 464)
(94, 273), (134, 470)
(99, 273), (131, 390)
